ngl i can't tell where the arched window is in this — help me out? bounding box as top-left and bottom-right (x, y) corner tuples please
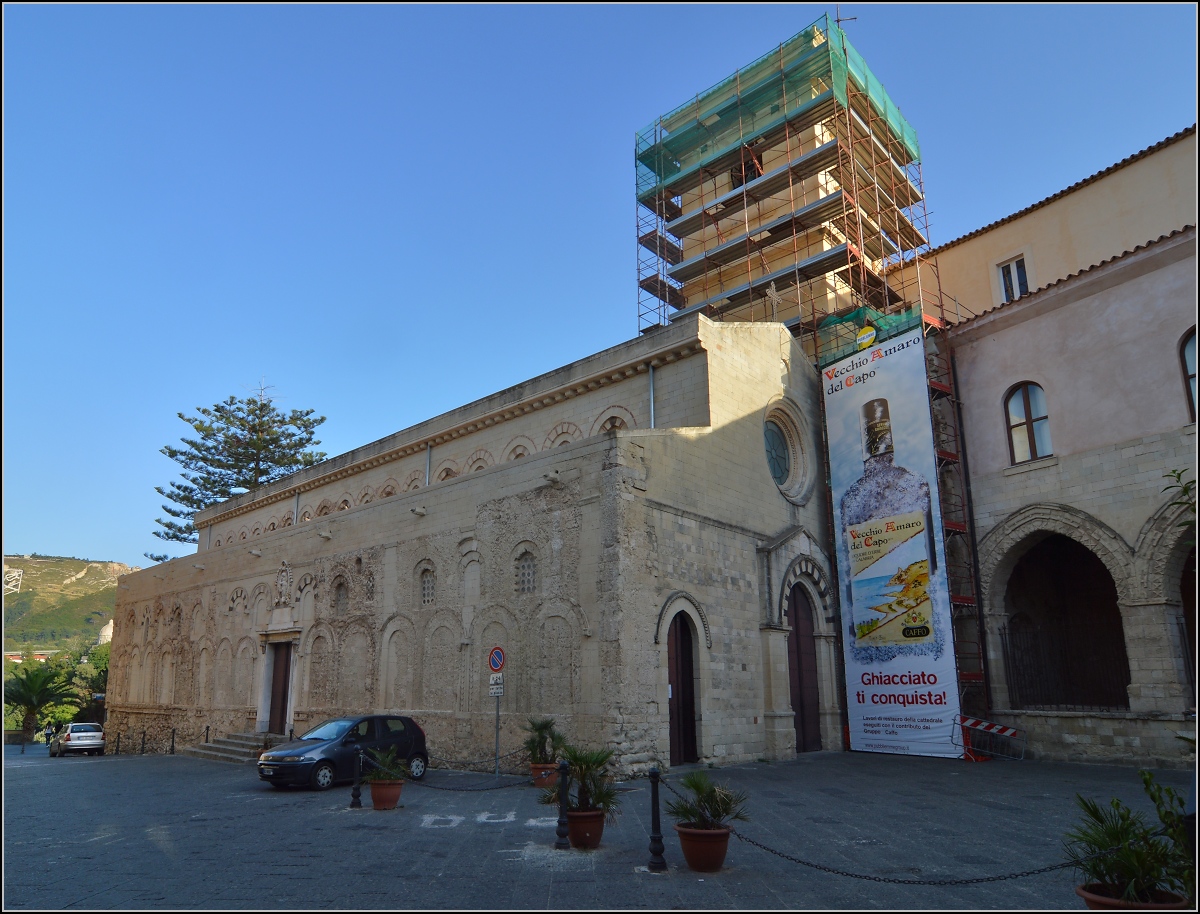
(420, 569), (435, 605)
(1005, 383), (1052, 464)
(1181, 329), (1196, 421)
(333, 581), (349, 617)
(515, 552), (536, 594)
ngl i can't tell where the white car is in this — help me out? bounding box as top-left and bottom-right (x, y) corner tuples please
(50, 723), (106, 757)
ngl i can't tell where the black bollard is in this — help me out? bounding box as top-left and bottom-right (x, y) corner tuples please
(115, 733), (120, 756)
(648, 767), (667, 870)
(350, 748), (363, 809)
(170, 729), (176, 755)
(289, 728), (294, 742)
(141, 730), (146, 755)
(205, 725), (210, 744)
(554, 759), (571, 850)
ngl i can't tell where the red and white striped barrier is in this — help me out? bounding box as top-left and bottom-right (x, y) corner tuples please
(960, 717), (1024, 739)
(954, 715), (1027, 761)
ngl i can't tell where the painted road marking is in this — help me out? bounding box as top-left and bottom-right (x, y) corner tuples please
(421, 815), (464, 828)
(476, 811), (516, 823)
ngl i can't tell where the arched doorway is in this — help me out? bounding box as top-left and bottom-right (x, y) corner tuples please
(999, 534), (1130, 709)
(667, 612), (698, 765)
(786, 585), (822, 752)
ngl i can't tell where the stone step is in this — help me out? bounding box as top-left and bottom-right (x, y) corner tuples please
(178, 745), (258, 764)
(181, 732), (288, 764)
(225, 731), (286, 747)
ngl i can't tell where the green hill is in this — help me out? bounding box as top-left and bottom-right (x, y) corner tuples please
(3, 555), (139, 651)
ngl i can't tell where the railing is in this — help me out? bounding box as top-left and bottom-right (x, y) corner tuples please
(998, 621), (1130, 711)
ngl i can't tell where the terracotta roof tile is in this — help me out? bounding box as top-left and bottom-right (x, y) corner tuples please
(930, 125), (1196, 255)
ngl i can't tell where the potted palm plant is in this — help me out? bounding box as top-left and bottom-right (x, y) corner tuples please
(664, 770), (750, 872)
(1064, 771), (1193, 909)
(361, 745), (409, 811)
(539, 745), (621, 849)
(522, 717), (566, 787)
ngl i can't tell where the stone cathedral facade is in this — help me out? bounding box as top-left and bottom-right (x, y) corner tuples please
(108, 317), (841, 771)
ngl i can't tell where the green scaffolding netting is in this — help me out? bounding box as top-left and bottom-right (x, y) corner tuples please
(815, 305), (923, 369)
(636, 12), (920, 199)
(831, 19), (920, 166)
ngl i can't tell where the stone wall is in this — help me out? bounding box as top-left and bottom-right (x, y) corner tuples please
(970, 427), (1197, 552)
(992, 710), (1195, 770)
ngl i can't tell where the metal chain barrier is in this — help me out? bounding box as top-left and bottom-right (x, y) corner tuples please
(657, 772), (1118, 887)
(429, 747), (527, 767)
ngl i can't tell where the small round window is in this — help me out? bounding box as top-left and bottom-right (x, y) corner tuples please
(763, 401), (815, 506)
(764, 420), (790, 486)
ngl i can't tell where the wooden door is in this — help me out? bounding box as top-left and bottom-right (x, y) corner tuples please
(787, 587), (822, 752)
(667, 613), (698, 765)
(268, 642), (292, 735)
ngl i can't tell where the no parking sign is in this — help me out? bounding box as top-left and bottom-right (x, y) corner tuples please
(488, 647), (505, 697)
(488, 646), (505, 672)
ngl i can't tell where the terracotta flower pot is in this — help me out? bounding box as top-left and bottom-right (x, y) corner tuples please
(675, 824), (732, 872)
(530, 763), (559, 787)
(566, 809), (606, 849)
(369, 779), (404, 810)
(1075, 884), (1191, 910)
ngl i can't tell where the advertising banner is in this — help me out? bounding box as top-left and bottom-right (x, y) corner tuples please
(822, 325), (961, 757)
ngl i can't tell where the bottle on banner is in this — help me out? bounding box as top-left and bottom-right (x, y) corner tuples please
(839, 397), (939, 648)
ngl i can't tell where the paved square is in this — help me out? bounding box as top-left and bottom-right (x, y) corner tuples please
(3, 744), (1192, 909)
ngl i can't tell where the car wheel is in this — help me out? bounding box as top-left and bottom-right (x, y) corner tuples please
(310, 762), (336, 791)
(407, 754), (428, 780)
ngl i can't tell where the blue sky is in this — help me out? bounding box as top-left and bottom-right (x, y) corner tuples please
(3, 4), (1196, 569)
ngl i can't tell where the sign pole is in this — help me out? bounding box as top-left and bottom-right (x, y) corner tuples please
(487, 646), (506, 776)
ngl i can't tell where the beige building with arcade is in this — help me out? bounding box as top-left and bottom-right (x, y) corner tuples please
(935, 128), (1196, 766)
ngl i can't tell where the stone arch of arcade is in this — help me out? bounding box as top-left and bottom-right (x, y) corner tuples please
(976, 503), (1159, 713)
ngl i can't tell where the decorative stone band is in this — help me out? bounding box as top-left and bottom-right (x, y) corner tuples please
(197, 338), (705, 529)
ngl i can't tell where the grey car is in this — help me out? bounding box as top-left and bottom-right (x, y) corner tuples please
(256, 715), (429, 790)
(50, 723), (106, 757)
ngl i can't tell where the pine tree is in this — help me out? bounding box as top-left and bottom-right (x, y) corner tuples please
(148, 388), (326, 562)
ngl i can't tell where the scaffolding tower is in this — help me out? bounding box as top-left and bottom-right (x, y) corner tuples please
(635, 14), (988, 717)
(635, 14), (975, 351)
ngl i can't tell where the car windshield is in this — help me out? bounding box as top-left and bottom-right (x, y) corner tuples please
(300, 719), (355, 741)
(72, 724), (102, 733)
